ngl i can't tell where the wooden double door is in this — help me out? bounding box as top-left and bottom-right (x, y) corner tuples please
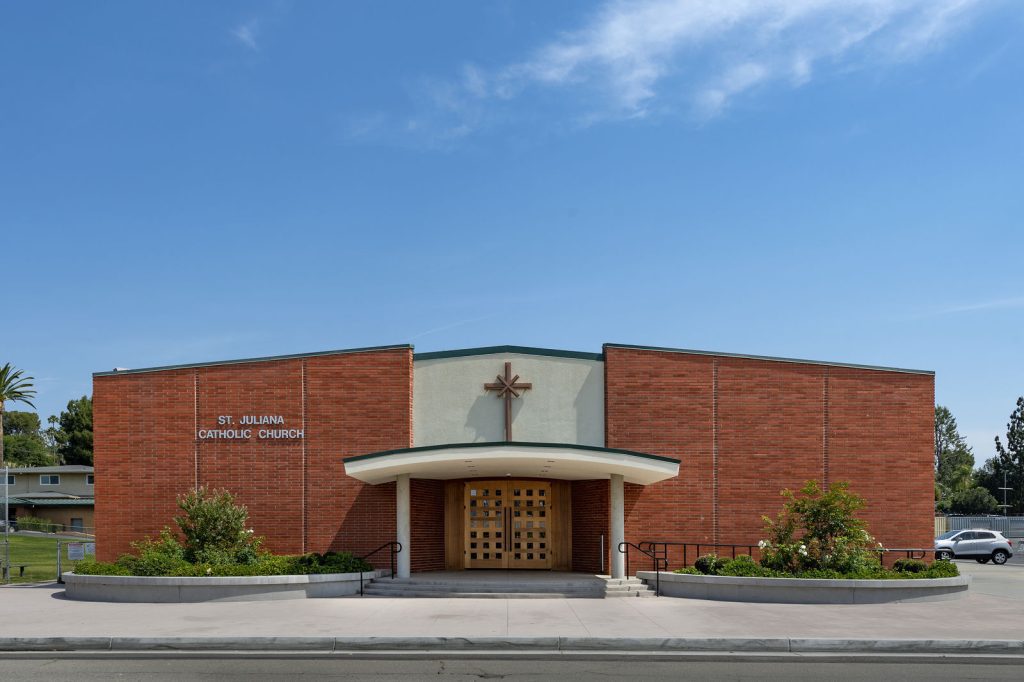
(464, 480), (554, 569)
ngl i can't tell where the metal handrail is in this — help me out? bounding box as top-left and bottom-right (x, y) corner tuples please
(640, 541), (758, 569)
(358, 541), (403, 596)
(638, 541), (940, 568)
(617, 541), (667, 596)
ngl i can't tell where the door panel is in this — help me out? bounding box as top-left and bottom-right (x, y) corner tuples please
(464, 480), (554, 569)
(507, 482), (551, 569)
(464, 482), (506, 568)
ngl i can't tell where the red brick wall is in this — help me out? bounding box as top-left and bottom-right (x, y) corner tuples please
(571, 480), (609, 573)
(604, 346), (935, 561)
(828, 368), (935, 549)
(411, 479), (445, 572)
(604, 348), (716, 570)
(94, 348), (413, 562)
(94, 369), (197, 561)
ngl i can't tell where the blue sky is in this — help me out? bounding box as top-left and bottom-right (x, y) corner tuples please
(2, 1), (1022, 463)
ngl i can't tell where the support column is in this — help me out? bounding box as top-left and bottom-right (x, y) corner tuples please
(396, 473), (411, 579)
(610, 473), (625, 579)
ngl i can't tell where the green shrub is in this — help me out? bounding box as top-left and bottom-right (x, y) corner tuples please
(923, 560), (959, 578)
(73, 486), (377, 578)
(893, 558), (928, 574)
(673, 566), (700, 575)
(694, 554), (725, 575)
(174, 487), (263, 565)
(759, 480), (881, 574)
(718, 555), (779, 577)
(72, 560), (131, 576)
(15, 515), (60, 533)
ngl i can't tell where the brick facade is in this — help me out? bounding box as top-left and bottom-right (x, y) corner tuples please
(94, 347), (413, 561)
(94, 343), (934, 570)
(604, 346), (935, 568)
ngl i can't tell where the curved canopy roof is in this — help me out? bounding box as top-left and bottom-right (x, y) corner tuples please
(343, 441), (679, 486)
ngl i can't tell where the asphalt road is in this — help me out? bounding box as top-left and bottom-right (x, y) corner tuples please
(0, 657), (1022, 681)
(954, 558), (1024, 600)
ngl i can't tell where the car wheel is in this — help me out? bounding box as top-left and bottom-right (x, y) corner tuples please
(992, 550), (1009, 565)
(976, 557), (990, 564)
(936, 550), (953, 561)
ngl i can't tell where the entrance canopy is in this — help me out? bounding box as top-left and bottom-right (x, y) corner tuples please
(343, 441), (679, 486)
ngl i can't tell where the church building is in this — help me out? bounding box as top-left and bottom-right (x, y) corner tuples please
(92, 344), (935, 578)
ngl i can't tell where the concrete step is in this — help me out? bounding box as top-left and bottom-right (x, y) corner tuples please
(371, 581), (603, 589)
(361, 589), (604, 599)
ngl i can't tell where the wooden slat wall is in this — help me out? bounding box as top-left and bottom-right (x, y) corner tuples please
(444, 481), (464, 570)
(550, 480), (572, 571)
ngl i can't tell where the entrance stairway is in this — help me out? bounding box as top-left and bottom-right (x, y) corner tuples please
(361, 572), (655, 598)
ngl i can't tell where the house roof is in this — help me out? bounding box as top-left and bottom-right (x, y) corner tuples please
(6, 496), (94, 507)
(6, 465), (93, 474)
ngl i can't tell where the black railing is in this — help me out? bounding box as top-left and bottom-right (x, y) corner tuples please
(631, 541), (938, 571)
(617, 541), (667, 596)
(640, 542), (758, 570)
(358, 541), (403, 596)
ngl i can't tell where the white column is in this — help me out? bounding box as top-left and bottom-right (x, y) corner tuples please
(396, 473), (411, 579)
(610, 473), (625, 579)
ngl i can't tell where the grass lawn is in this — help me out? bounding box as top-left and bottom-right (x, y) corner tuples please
(1, 534), (92, 583)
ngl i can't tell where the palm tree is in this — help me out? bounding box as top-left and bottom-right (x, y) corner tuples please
(0, 363), (37, 468)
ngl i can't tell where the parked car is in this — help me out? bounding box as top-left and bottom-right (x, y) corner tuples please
(934, 529), (1014, 564)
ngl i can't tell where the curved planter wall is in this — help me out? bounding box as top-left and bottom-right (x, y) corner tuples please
(63, 570), (391, 603)
(635, 571), (970, 604)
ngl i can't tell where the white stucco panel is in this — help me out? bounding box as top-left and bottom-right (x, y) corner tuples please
(413, 353), (604, 447)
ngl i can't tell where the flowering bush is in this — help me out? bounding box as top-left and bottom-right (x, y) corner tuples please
(758, 480), (882, 574)
(75, 487), (374, 577)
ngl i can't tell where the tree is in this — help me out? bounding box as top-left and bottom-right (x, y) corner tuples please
(2, 411), (41, 437)
(55, 396), (92, 466)
(0, 363), (37, 468)
(944, 487), (1000, 515)
(1, 434), (53, 467)
(934, 406), (975, 505)
(1, 409), (55, 467)
(979, 397), (1024, 514)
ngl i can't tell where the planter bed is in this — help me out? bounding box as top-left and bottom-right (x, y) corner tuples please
(63, 570), (391, 603)
(635, 570), (970, 604)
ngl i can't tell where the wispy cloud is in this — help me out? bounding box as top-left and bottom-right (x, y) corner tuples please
(917, 296), (1024, 318)
(231, 19), (261, 51)
(351, 0), (989, 144)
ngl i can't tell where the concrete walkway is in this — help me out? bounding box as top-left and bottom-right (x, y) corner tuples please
(1, 563), (1021, 655)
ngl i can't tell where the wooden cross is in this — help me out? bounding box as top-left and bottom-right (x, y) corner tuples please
(484, 362), (532, 441)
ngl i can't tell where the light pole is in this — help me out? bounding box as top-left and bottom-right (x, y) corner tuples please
(998, 470), (1013, 517)
(3, 465), (9, 582)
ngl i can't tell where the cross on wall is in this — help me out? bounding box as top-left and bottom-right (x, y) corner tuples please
(484, 362), (532, 442)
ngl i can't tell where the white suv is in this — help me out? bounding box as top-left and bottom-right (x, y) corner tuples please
(934, 529), (1014, 565)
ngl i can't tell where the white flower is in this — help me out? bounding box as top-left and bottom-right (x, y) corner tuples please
(798, 544), (808, 557)
(205, 567), (212, 575)
(757, 540), (767, 549)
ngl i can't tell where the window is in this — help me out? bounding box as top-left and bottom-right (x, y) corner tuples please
(4, 474), (13, 485)
(976, 532), (995, 540)
(86, 474), (95, 486)
(39, 474), (60, 485)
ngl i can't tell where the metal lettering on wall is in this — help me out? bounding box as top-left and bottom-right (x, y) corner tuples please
(196, 415), (304, 440)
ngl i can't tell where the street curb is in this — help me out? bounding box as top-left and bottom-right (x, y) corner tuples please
(1, 637), (1022, 655)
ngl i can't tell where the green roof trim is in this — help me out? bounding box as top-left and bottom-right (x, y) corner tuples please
(7, 497), (94, 507)
(414, 345), (603, 362)
(603, 343), (934, 376)
(344, 441), (680, 465)
(93, 344), (413, 377)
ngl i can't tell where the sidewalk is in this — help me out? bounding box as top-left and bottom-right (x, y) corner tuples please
(1, 564), (1022, 656)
